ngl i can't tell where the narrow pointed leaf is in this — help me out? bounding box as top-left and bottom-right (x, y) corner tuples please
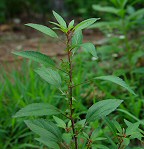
(49, 21), (61, 27)
(35, 68), (62, 88)
(52, 11), (67, 28)
(86, 99), (123, 122)
(35, 137), (60, 149)
(25, 23), (58, 38)
(13, 103), (60, 117)
(92, 5), (119, 14)
(95, 75), (136, 95)
(12, 51), (55, 66)
(68, 20), (74, 30)
(53, 116), (66, 129)
(25, 119), (62, 142)
(80, 42), (98, 58)
(74, 18), (100, 32)
(71, 30), (83, 54)
(72, 30), (83, 45)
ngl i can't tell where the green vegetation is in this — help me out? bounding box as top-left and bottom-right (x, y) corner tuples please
(0, 0), (144, 148)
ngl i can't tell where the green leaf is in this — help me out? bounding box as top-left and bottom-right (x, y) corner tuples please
(92, 137), (107, 141)
(122, 138), (130, 146)
(71, 30), (83, 54)
(95, 75), (136, 95)
(35, 68), (62, 88)
(25, 119), (62, 142)
(80, 42), (98, 58)
(124, 119), (140, 136)
(35, 137), (60, 149)
(117, 109), (144, 125)
(92, 144), (109, 149)
(49, 21), (61, 27)
(72, 30), (83, 45)
(113, 120), (123, 133)
(74, 18), (100, 32)
(86, 99), (123, 122)
(121, 0), (128, 8)
(52, 11), (67, 28)
(53, 116), (66, 129)
(12, 51), (55, 67)
(92, 5), (119, 14)
(68, 20), (74, 30)
(13, 103), (60, 118)
(62, 133), (72, 145)
(25, 23), (58, 38)
(83, 132), (89, 139)
(128, 8), (144, 20)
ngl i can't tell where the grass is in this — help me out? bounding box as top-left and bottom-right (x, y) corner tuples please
(0, 50), (144, 148)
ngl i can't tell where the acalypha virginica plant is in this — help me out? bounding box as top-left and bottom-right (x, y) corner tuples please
(12, 11), (140, 149)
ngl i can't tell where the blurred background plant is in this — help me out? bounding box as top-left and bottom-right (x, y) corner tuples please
(0, 0), (144, 148)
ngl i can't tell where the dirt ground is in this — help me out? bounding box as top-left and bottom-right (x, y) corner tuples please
(0, 24), (104, 70)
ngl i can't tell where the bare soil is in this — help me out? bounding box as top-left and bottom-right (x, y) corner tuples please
(0, 24), (104, 70)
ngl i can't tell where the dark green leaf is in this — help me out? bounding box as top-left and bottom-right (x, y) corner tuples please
(86, 99), (123, 122)
(25, 23), (58, 38)
(35, 137), (60, 149)
(95, 75), (136, 95)
(13, 103), (60, 117)
(12, 51), (55, 67)
(25, 119), (62, 142)
(35, 68), (62, 88)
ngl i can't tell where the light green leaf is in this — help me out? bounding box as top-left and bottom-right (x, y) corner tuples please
(74, 18), (100, 32)
(121, 0), (128, 8)
(12, 51), (55, 67)
(62, 133), (72, 145)
(91, 128), (100, 140)
(71, 30), (83, 54)
(88, 21), (120, 29)
(92, 144), (109, 149)
(122, 138), (130, 146)
(113, 120), (123, 133)
(52, 11), (67, 28)
(80, 42), (98, 58)
(35, 137), (60, 149)
(95, 75), (136, 95)
(25, 119), (62, 142)
(83, 132), (89, 139)
(25, 23), (58, 38)
(124, 119), (140, 136)
(53, 116), (66, 129)
(128, 8), (144, 20)
(72, 30), (83, 45)
(92, 5), (119, 14)
(117, 109), (144, 125)
(67, 120), (72, 127)
(49, 21), (61, 27)
(92, 137), (107, 141)
(35, 68), (62, 88)
(68, 20), (74, 30)
(13, 103), (60, 118)
(86, 99), (123, 122)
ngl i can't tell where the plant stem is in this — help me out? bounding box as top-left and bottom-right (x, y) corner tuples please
(66, 31), (78, 149)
